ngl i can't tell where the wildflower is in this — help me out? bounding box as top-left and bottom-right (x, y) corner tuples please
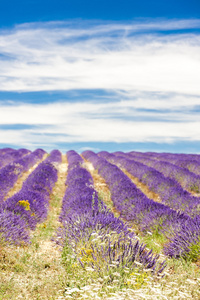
(113, 279), (119, 283)
(134, 261), (142, 266)
(18, 200), (30, 211)
(112, 261), (119, 265)
(108, 264), (117, 268)
(65, 287), (80, 294)
(85, 267), (94, 272)
(186, 279), (196, 284)
(91, 233), (98, 237)
(113, 272), (121, 277)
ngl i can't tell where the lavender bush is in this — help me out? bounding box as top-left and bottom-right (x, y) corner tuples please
(106, 152), (200, 218)
(0, 148), (46, 203)
(0, 149), (61, 245)
(123, 153), (200, 194)
(57, 150), (166, 276)
(83, 150), (200, 261)
(0, 210), (30, 245)
(0, 148), (30, 169)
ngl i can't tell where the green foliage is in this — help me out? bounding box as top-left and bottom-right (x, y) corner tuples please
(143, 229), (167, 254)
(183, 240), (200, 262)
(125, 269), (149, 289)
(13, 263), (24, 272)
(190, 183), (200, 193)
(21, 252), (31, 264)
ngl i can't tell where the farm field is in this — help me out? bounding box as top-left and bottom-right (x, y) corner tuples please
(0, 148), (200, 299)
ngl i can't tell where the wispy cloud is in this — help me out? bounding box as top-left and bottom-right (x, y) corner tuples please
(0, 19), (200, 151)
(1, 93), (200, 124)
(0, 95), (200, 149)
(0, 19), (200, 95)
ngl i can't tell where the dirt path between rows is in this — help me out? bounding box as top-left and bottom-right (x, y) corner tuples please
(121, 168), (162, 203)
(4, 153), (48, 201)
(83, 160), (121, 218)
(82, 158), (161, 209)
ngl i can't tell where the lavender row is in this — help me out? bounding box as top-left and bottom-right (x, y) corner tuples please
(0, 148), (46, 203)
(125, 152), (200, 194)
(129, 150), (200, 163)
(129, 151), (200, 176)
(83, 151), (200, 260)
(0, 148), (30, 169)
(174, 158), (200, 176)
(0, 150), (61, 246)
(150, 153), (200, 177)
(106, 151), (200, 218)
(57, 150), (165, 275)
(44, 149), (62, 165)
(83, 151), (187, 232)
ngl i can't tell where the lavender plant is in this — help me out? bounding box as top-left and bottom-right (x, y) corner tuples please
(99, 151), (200, 261)
(0, 148), (46, 203)
(164, 216), (200, 261)
(123, 153), (200, 194)
(82, 151), (200, 261)
(174, 158), (200, 176)
(83, 151), (182, 229)
(0, 210), (30, 245)
(57, 150), (166, 279)
(106, 152), (200, 218)
(0, 149), (61, 245)
(0, 148), (30, 169)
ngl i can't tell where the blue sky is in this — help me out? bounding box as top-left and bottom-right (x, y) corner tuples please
(0, 1), (200, 154)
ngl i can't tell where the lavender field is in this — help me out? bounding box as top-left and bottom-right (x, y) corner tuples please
(0, 148), (200, 299)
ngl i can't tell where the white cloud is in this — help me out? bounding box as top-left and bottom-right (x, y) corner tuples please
(0, 118), (199, 147)
(0, 19), (200, 150)
(0, 19), (200, 95)
(0, 98), (200, 148)
(0, 93), (200, 125)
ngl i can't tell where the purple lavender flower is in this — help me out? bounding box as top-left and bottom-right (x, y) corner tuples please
(1, 149), (60, 244)
(56, 150), (165, 275)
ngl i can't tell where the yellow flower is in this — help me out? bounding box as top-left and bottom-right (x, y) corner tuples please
(85, 249), (93, 255)
(18, 200), (30, 211)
